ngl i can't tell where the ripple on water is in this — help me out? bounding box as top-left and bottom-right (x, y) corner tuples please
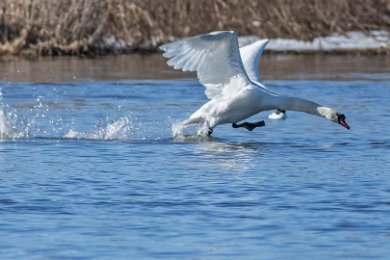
(0, 78), (390, 259)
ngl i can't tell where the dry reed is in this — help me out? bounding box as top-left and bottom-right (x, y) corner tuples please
(0, 0), (389, 56)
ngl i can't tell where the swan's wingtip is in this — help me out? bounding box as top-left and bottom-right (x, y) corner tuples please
(209, 30), (235, 35)
(159, 43), (170, 52)
(259, 38), (270, 46)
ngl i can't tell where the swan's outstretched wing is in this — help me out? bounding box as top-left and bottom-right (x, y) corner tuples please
(239, 39), (269, 83)
(240, 40), (287, 121)
(160, 31), (252, 99)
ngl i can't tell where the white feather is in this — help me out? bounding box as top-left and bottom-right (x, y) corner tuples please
(160, 31), (251, 99)
(239, 39), (269, 82)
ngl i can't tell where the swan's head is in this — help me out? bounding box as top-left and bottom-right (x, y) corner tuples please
(317, 107), (350, 129)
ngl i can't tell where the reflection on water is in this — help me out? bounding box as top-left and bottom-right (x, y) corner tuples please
(198, 140), (259, 173)
(174, 136), (260, 173)
(1, 54), (389, 82)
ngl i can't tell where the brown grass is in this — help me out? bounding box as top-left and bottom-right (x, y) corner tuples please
(0, 0), (389, 56)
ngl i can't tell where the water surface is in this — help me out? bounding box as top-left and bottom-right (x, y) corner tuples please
(0, 55), (389, 259)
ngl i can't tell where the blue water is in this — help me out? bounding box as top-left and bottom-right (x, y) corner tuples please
(1, 72), (390, 258)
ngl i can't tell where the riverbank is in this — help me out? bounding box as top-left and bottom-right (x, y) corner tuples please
(0, 0), (389, 56)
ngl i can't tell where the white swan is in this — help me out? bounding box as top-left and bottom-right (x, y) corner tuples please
(160, 31), (350, 135)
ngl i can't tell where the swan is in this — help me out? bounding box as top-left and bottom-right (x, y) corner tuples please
(160, 31), (350, 135)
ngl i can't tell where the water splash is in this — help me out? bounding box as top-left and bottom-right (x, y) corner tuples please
(197, 122), (211, 136)
(0, 106), (33, 140)
(171, 119), (214, 141)
(0, 87), (23, 139)
(64, 116), (134, 141)
(0, 108), (12, 139)
(171, 120), (185, 138)
(171, 120), (205, 141)
(0, 103), (137, 141)
(1, 83), (177, 142)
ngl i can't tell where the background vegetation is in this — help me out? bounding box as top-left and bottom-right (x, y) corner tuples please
(0, 0), (389, 56)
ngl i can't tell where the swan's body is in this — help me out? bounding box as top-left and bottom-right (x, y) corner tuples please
(160, 31), (350, 134)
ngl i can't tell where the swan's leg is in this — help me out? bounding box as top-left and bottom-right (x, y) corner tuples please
(232, 120), (266, 131)
(207, 127), (213, 136)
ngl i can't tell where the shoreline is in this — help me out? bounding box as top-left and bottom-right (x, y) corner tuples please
(2, 30), (389, 58)
(0, 0), (389, 57)
(2, 46), (389, 59)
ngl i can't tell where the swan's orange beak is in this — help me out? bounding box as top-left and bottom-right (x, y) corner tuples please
(338, 114), (350, 129)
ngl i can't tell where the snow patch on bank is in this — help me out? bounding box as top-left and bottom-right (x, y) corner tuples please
(99, 30), (389, 53)
(239, 30), (389, 52)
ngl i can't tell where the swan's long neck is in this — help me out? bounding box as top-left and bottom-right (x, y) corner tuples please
(285, 97), (321, 115)
(270, 96), (323, 117)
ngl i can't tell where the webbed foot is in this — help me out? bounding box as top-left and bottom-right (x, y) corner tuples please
(268, 109), (286, 120)
(232, 120), (265, 131)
